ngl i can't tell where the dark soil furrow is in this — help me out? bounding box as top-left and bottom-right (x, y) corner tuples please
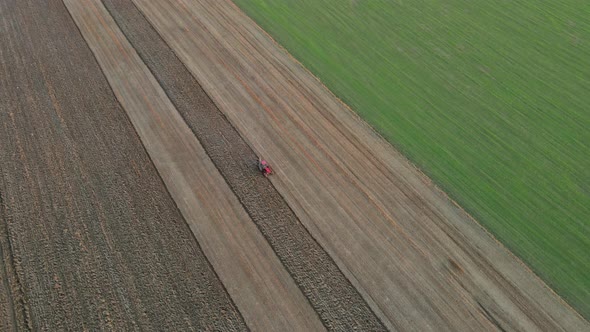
(101, 0), (386, 330)
(0, 0), (247, 330)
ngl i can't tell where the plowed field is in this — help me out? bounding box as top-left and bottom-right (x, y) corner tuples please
(99, 0), (385, 329)
(0, 0), (587, 331)
(0, 0), (245, 330)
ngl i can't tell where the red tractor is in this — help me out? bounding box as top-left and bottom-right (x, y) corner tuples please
(258, 158), (273, 177)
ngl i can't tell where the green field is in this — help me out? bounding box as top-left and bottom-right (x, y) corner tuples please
(234, 0), (590, 317)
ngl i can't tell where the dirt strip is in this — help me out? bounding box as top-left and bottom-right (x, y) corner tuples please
(133, 0), (589, 330)
(63, 0), (326, 330)
(0, 0), (247, 330)
(100, 0), (386, 330)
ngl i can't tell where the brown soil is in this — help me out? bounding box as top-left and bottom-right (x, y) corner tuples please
(132, 0), (589, 330)
(0, 0), (246, 330)
(63, 0), (325, 330)
(1, 0), (588, 330)
(100, 0), (386, 330)
(0, 193), (26, 331)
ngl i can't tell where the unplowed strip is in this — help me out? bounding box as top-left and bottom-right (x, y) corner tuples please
(100, 0), (386, 330)
(0, 0), (246, 330)
(133, 0), (589, 330)
(63, 1), (325, 330)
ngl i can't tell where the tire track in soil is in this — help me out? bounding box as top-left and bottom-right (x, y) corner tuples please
(0, 0), (247, 330)
(101, 1), (386, 330)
